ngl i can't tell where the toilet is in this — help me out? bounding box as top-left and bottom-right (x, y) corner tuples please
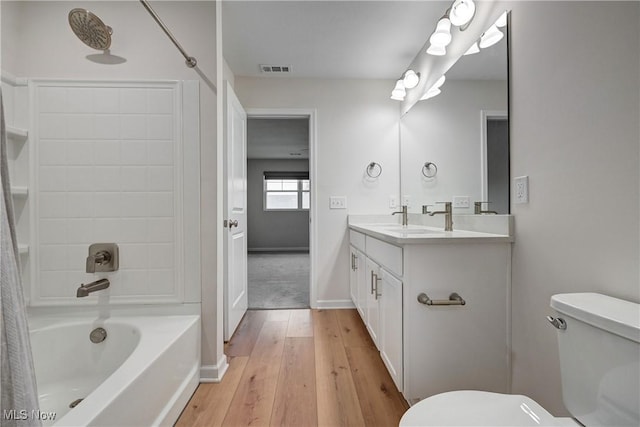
(400, 293), (640, 426)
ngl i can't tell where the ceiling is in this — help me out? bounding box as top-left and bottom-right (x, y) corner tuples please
(222, 0), (507, 81)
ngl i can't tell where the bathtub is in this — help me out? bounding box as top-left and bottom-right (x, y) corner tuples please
(28, 315), (200, 426)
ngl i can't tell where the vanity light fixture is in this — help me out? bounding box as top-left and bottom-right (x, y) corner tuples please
(390, 79), (406, 101)
(430, 17), (452, 47)
(479, 24), (503, 48)
(426, 43), (446, 56)
(403, 69), (421, 89)
(463, 41), (480, 55)
(495, 11), (508, 28)
(449, 0), (476, 27)
(426, 17), (452, 56)
(420, 75), (446, 100)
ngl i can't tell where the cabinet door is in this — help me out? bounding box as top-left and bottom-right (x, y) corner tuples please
(355, 250), (367, 320)
(380, 269), (403, 391)
(365, 257), (381, 348)
(349, 246), (358, 307)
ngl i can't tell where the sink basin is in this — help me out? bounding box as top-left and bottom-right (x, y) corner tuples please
(382, 227), (444, 235)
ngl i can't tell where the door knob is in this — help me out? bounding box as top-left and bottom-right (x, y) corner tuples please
(228, 220), (239, 228)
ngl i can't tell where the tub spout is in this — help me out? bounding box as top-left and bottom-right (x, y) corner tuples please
(76, 278), (110, 297)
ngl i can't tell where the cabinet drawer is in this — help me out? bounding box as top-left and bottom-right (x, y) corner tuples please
(365, 236), (402, 277)
(349, 230), (366, 251)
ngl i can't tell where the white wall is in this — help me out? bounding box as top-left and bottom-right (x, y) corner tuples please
(236, 77), (400, 306)
(2, 0), (221, 372)
(507, 1), (639, 416)
(401, 80), (507, 213)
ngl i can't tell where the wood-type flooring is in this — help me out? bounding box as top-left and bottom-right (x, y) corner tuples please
(176, 309), (409, 427)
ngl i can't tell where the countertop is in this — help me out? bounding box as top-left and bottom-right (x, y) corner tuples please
(348, 222), (514, 245)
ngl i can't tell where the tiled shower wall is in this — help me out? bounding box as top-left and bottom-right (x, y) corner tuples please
(31, 81), (187, 305)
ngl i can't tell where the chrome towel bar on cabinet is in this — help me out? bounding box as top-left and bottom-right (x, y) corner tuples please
(417, 292), (466, 306)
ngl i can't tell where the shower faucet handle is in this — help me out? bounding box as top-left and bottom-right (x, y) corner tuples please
(86, 243), (119, 273)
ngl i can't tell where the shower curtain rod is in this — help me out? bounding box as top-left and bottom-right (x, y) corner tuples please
(139, 0), (197, 68)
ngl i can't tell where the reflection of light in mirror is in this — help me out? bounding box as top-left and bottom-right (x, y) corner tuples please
(479, 24), (504, 48)
(403, 70), (421, 89)
(464, 42), (480, 56)
(449, 0), (476, 27)
(420, 75), (445, 100)
(496, 11), (508, 28)
(391, 79), (406, 101)
(430, 18), (452, 47)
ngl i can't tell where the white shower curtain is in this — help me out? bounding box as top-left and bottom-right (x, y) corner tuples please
(0, 89), (41, 426)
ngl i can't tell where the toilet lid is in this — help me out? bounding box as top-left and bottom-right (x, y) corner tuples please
(400, 391), (560, 427)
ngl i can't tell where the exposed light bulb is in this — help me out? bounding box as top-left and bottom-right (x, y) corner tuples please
(463, 42), (480, 55)
(420, 88), (441, 100)
(429, 18), (452, 47)
(420, 75), (446, 100)
(495, 11), (508, 28)
(403, 70), (421, 89)
(479, 24), (504, 48)
(449, 0), (476, 27)
(433, 75), (446, 89)
(426, 43), (446, 56)
(390, 79), (406, 101)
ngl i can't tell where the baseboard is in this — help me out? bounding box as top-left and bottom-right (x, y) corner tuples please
(199, 354), (229, 383)
(248, 247), (309, 253)
(315, 299), (355, 309)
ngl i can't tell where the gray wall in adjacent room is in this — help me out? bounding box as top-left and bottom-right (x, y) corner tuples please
(247, 159), (310, 251)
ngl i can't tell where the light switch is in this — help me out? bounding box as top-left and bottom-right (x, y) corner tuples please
(329, 196), (347, 209)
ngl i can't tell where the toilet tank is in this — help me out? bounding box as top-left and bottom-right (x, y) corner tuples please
(551, 293), (640, 427)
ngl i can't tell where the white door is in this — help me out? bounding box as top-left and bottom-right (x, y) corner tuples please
(224, 82), (248, 340)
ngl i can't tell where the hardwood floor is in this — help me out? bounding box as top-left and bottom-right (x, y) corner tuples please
(176, 309), (409, 427)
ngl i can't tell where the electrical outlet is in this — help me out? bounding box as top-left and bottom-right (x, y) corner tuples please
(402, 195), (412, 207)
(389, 195), (398, 209)
(453, 196), (470, 208)
(329, 196), (347, 209)
(514, 176), (529, 204)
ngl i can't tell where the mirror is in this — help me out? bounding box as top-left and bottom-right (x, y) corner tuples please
(400, 14), (509, 215)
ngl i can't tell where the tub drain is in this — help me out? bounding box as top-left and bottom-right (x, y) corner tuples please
(90, 327), (107, 343)
(69, 398), (83, 409)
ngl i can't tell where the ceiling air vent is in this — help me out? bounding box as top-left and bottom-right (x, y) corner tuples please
(260, 64), (291, 74)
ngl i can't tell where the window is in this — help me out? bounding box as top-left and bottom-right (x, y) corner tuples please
(264, 171), (310, 211)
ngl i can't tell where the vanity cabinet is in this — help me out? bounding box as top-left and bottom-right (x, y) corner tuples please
(349, 230), (404, 390)
(348, 225), (511, 404)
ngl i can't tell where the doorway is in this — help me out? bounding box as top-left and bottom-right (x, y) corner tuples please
(246, 116), (312, 309)
(481, 111), (509, 214)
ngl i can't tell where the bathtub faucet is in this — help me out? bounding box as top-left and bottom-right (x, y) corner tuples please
(76, 278), (110, 297)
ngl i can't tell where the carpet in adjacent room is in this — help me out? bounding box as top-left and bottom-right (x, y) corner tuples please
(247, 252), (310, 309)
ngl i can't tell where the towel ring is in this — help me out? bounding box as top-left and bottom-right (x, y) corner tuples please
(422, 162), (438, 178)
(366, 162), (382, 178)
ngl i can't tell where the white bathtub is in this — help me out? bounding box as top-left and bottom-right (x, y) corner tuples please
(28, 315), (200, 426)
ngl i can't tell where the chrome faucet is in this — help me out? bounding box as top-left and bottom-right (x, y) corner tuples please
(474, 201), (498, 215)
(76, 278), (110, 297)
(426, 202), (453, 231)
(392, 205), (409, 226)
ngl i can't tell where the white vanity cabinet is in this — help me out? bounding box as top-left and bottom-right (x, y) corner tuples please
(348, 223), (512, 403)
